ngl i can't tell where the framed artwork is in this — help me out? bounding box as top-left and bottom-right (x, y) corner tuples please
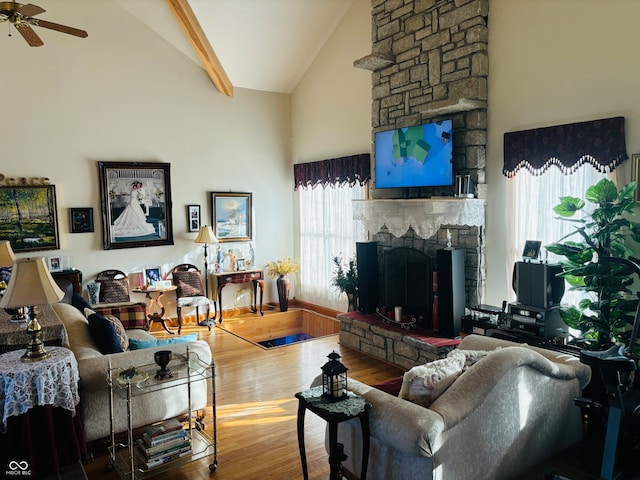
(69, 207), (94, 233)
(47, 256), (63, 272)
(211, 192), (252, 242)
(144, 266), (162, 286)
(98, 161), (174, 250)
(634, 154), (640, 202)
(187, 204), (201, 232)
(0, 185), (60, 252)
(522, 240), (541, 260)
(236, 258), (246, 271)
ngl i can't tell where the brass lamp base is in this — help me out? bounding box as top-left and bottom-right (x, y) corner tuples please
(21, 315), (49, 362)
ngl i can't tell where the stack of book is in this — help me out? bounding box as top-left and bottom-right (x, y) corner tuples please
(137, 418), (192, 469)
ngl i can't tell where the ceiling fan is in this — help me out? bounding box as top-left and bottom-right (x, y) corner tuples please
(0, 1), (87, 47)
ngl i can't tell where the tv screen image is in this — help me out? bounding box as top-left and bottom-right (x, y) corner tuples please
(375, 119), (453, 188)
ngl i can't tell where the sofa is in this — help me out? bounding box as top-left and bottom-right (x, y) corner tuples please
(330, 334), (592, 480)
(52, 301), (211, 444)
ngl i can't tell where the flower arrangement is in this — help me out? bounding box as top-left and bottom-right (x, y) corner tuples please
(265, 256), (299, 277)
(331, 255), (357, 295)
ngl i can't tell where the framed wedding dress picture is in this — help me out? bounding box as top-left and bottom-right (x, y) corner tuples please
(98, 161), (174, 250)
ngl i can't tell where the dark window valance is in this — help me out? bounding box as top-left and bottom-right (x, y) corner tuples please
(294, 153), (371, 190)
(503, 116), (627, 177)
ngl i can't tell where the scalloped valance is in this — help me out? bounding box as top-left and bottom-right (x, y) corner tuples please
(503, 116), (627, 177)
(293, 154), (370, 190)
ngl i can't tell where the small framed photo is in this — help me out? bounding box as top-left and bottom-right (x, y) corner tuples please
(144, 266), (162, 286)
(236, 258), (246, 271)
(47, 256), (63, 272)
(187, 205), (201, 232)
(70, 207), (94, 233)
(522, 240), (542, 260)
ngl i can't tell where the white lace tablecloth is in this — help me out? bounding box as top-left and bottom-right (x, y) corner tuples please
(0, 347), (80, 433)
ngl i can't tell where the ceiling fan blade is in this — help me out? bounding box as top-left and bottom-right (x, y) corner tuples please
(32, 19), (87, 38)
(15, 23), (43, 46)
(16, 4), (46, 17)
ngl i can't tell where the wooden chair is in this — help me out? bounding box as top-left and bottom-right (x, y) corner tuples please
(95, 269), (131, 304)
(171, 263), (214, 334)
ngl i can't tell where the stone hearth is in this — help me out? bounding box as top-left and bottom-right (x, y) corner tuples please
(338, 311), (460, 370)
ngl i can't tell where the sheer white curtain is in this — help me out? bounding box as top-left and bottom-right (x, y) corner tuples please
(507, 165), (613, 305)
(298, 184), (367, 311)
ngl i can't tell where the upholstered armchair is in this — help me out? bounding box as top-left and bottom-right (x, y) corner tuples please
(171, 263), (215, 334)
(95, 269), (131, 304)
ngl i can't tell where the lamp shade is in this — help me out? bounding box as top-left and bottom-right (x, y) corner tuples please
(0, 257), (64, 308)
(0, 241), (15, 268)
(194, 225), (218, 244)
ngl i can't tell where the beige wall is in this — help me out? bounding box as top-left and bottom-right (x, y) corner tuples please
(485, 0), (640, 305)
(290, 0), (372, 289)
(291, 0), (372, 164)
(1, 0), (292, 312)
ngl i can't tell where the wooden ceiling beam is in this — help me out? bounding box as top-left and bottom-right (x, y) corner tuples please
(166, 0), (233, 97)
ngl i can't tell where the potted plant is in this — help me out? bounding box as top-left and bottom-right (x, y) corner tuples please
(545, 178), (640, 350)
(331, 255), (358, 311)
(265, 256), (299, 312)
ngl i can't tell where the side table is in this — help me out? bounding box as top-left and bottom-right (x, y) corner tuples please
(0, 347), (85, 477)
(212, 270), (264, 322)
(132, 286), (177, 334)
(295, 386), (370, 480)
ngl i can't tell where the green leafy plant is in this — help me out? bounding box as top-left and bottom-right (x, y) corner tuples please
(545, 178), (640, 349)
(331, 255), (358, 295)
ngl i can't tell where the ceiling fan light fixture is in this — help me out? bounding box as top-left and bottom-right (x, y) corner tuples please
(0, 1), (87, 46)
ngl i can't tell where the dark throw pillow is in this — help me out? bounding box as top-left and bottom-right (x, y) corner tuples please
(72, 293), (93, 313)
(87, 313), (125, 354)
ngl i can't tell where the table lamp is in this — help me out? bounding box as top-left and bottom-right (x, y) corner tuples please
(0, 257), (64, 361)
(194, 225), (218, 299)
(0, 240), (15, 296)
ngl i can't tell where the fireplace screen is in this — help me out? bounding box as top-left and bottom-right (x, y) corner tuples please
(384, 247), (432, 325)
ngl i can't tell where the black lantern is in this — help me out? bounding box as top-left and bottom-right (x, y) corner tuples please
(321, 351), (348, 402)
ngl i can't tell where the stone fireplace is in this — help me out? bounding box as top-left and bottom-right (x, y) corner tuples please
(353, 0), (490, 308)
(354, 197), (485, 320)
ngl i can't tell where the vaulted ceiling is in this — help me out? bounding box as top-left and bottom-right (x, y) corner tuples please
(115, 0), (355, 95)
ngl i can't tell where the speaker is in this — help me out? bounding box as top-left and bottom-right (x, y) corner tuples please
(356, 241), (379, 313)
(512, 262), (564, 308)
(436, 248), (465, 337)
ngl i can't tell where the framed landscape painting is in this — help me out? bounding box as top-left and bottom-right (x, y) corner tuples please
(211, 192), (252, 242)
(0, 185), (60, 252)
(98, 161), (174, 250)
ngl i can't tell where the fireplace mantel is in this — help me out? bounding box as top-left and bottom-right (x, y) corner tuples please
(353, 198), (485, 239)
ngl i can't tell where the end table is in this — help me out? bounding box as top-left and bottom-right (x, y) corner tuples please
(295, 386), (370, 480)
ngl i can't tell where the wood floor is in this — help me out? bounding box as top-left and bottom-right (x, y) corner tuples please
(83, 309), (404, 480)
(82, 308), (617, 480)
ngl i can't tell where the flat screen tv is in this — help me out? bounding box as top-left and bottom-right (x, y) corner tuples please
(375, 119), (453, 188)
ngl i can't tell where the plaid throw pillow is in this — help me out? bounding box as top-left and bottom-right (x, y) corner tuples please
(98, 277), (130, 303)
(93, 302), (147, 330)
(173, 271), (203, 297)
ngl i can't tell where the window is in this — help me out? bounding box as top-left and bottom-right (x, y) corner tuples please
(298, 184), (366, 310)
(507, 165), (613, 305)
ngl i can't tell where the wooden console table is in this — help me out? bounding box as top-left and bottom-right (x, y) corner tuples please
(211, 270), (264, 323)
(52, 269), (83, 294)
